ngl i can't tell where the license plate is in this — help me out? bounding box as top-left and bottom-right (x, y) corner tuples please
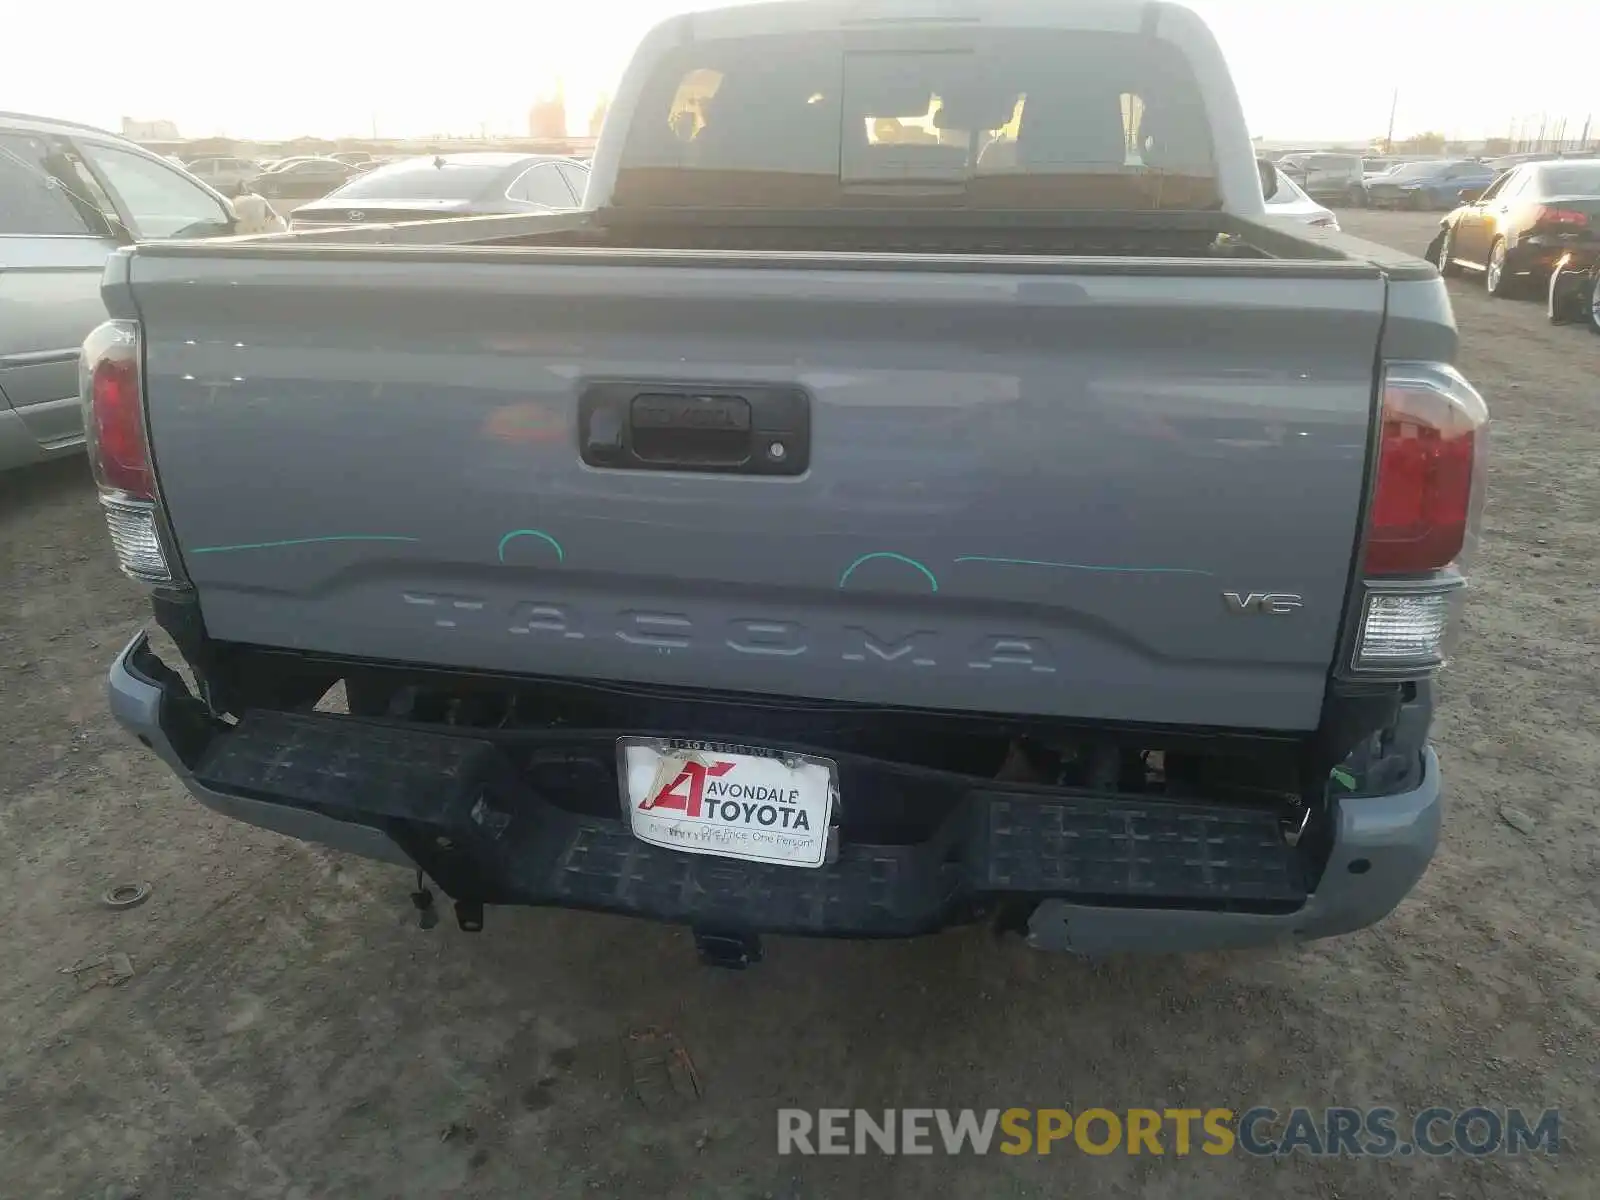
(618, 737), (837, 868)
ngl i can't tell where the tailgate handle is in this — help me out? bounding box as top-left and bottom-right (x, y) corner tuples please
(579, 383), (810, 476)
(629, 393), (752, 466)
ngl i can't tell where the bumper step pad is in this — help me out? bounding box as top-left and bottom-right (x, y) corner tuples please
(980, 795), (1304, 902)
(193, 710), (1308, 935)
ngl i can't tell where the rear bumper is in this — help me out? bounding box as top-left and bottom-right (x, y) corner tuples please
(109, 630), (1441, 953)
(1024, 773), (1438, 953)
(1515, 236), (1597, 275)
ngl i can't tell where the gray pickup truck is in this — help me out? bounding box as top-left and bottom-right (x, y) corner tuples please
(89, 0), (1486, 965)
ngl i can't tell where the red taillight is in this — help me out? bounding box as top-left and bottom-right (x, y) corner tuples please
(92, 358), (150, 495)
(1363, 364), (1488, 575)
(82, 321), (153, 500)
(81, 319), (177, 585)
(1536, 206), (1588, 227)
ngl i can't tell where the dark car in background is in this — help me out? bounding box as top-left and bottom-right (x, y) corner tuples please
(182, 154), (261, 196)
(1431, 159), (1600, 296)
(1364, 159), (1496, 210)
(244, 157), (361, 201)
(288, 153), (589, 228)
(1352, 158), (1423, 205)
(1276, 152), (1364, 204)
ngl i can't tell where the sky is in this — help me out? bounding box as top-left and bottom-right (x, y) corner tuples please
(6, 1), (1597, 145)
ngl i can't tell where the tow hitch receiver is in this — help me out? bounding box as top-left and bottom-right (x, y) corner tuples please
(693, 928), (763, 969)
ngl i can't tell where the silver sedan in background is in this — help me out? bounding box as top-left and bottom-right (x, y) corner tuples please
(1, 112), (266, 471)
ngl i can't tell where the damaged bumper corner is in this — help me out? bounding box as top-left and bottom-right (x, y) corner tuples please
(1023, 750), (1439, 954)
(109, 629), (414, 866)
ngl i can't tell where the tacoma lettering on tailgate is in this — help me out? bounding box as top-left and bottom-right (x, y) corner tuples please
(401, 593), (1059, 673)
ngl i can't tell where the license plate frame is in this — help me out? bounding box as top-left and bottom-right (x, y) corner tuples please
(617, 737), (838, 869)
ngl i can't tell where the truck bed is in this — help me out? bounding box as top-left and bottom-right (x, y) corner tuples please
(271, 204), (1431, 268)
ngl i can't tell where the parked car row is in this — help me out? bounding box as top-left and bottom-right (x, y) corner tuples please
(1362, 159), (1498, 210)
(1278, 149), (1597, 211)
(177, 151), (396, 198)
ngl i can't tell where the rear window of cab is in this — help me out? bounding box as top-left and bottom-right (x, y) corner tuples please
(616, 29), (1219, 211)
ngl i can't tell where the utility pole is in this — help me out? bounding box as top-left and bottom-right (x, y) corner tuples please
(1581, 114), (1593, 150)
(1385, 87), (1398, 153)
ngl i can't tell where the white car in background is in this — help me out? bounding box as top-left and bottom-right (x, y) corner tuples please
(1265, 162), (1340, 231)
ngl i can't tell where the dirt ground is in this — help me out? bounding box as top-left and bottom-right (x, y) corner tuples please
(1, 209), (1596, 1200)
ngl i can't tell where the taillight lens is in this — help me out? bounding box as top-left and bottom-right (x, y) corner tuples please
(1363, 363), (1488, 575)
(81, 319), (176, 585)
(1352, 581), (1464, 672)
(81, 320), (152, 500)
(99, 495), (174, 584)
(1536, 206), (1589, 227)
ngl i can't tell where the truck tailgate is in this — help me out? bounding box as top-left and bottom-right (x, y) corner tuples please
(128, 250), (1385, 730)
